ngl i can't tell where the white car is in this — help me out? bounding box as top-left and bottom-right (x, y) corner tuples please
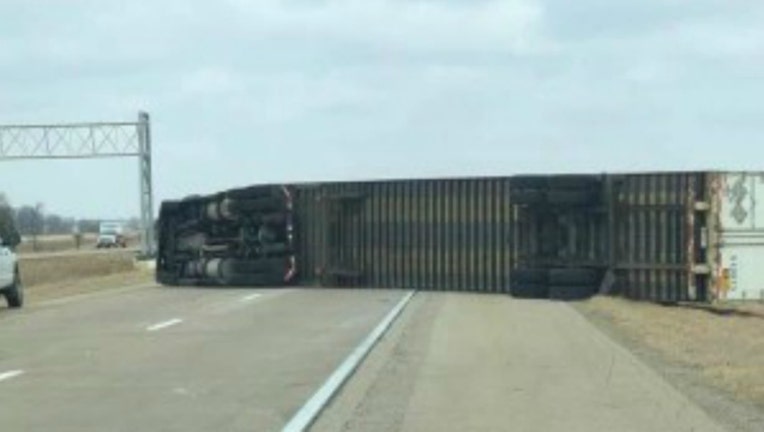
(0, 235), (22, 308)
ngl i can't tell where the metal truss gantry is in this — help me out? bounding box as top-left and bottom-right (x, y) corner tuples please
(0, 112), (155, 257)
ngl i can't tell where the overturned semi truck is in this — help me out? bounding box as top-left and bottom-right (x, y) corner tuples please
(156, 172), (764, 303)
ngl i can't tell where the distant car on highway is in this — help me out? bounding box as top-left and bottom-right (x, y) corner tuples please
(96, 221), (127, 248)
(0, 226), (22, 308)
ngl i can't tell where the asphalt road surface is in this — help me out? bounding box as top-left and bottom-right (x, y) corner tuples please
(0, 285), (408, 432)
(0, 287), (726, 432)
(312, 293), (724, 432)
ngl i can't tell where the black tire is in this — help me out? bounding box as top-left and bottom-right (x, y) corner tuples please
(546, 189), (599, 206)
(4, 269), (23, 308)
(512, 176), (548, 190)
(227, 185), (290, 201)
(229, 197), (289, 214)
(547, 176), (601, 190)
(511, 269), (548, 284)
(255, 212), (288, 225)
(549, 285), (596, 301)
(510, 283), (549, 299)
(511, 190), (546, 205)
(548, 268), (600, 286)
(156, 270), (179, 286)
(158, 201), (183, 221)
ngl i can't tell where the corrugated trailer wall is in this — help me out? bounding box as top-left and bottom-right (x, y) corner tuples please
(294, 177), (514, 292)
(288, 172), (719, 301)
(612, 172), (709, 302)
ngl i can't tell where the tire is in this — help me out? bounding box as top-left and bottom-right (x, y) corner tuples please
(255, 212), (287, 225)
(229, 197), (289, 214)
(546, 189), (599, 206)
(512, 176), (548, 190)
(511, 269), (548, 284)
(227, 186), (283, 200)
(549, 285), (596, 301)
(547, 176), (601, 190)
(156, 270), (179, 286)
(510, 283), (549, 299)
(511, 190), (546, 205)
(4, 269), (23, 308)
(548, 268), (600, 286)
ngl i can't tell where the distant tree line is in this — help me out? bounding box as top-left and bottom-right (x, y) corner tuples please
(0, 193), (140, 237)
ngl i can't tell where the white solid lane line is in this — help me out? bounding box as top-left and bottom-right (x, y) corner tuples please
(241, 293), (263, 302)
(282, 291), (417, 432)
(146, 318), (183, 332)
(0, 370), (24, 383)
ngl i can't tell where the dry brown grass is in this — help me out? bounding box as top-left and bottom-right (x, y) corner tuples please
(578, 296), (764, 409)
(25, 268), (154, 304)
(18, 251), (137, 287)
(17, 233), (139, 254)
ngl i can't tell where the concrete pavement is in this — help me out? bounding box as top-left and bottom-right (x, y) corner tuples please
(0, 285), (409, 432)
(313, 293), (726, 432)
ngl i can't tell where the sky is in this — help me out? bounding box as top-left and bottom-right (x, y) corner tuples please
(0, 0), (762, 219)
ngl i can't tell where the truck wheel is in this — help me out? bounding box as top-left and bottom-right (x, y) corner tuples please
(546, 190), (600, 206)
(511, 269), (549, 284)
(511, 176), (548, 190)
(547, 176), (601, 190)
(548, 268), (600, 286)
(509, 283), (549, 299)
(4, 269), (23, 308)
(511, 190), (546, 205)
(549, 285), (596, 301)
(156, 271), (179, 286)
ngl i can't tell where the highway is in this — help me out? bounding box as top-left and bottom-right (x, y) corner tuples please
(0, 285), (408, 431)
(0, 285), (725, 432)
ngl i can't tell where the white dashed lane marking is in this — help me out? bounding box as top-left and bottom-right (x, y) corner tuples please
(0, 370), (24, 383)
(241, 293), (263, 302)
(146, 318), (183, 332)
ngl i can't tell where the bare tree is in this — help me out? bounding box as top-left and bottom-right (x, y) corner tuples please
(0, 193), (20, 247)
(29, 202), (44, 251)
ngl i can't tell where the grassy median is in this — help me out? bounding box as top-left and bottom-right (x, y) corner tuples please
(17, 251), (154, 303)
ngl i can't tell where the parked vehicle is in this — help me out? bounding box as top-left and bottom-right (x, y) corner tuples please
(97, 221), (127, 248)
(0, 222), (22, 308)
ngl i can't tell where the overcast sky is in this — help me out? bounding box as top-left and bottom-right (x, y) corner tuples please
(0, 0), (762, 218)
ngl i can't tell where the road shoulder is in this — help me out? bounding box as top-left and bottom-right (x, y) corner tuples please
(313, 293), (724, 432)
(575, 297), (764, 432)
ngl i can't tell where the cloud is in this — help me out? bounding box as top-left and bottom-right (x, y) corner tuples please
(179, 67), (244, 96)
(0, 0), (762, 217)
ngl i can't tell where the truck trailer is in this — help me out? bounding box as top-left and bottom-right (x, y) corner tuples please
(155, 172), (764, 303)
